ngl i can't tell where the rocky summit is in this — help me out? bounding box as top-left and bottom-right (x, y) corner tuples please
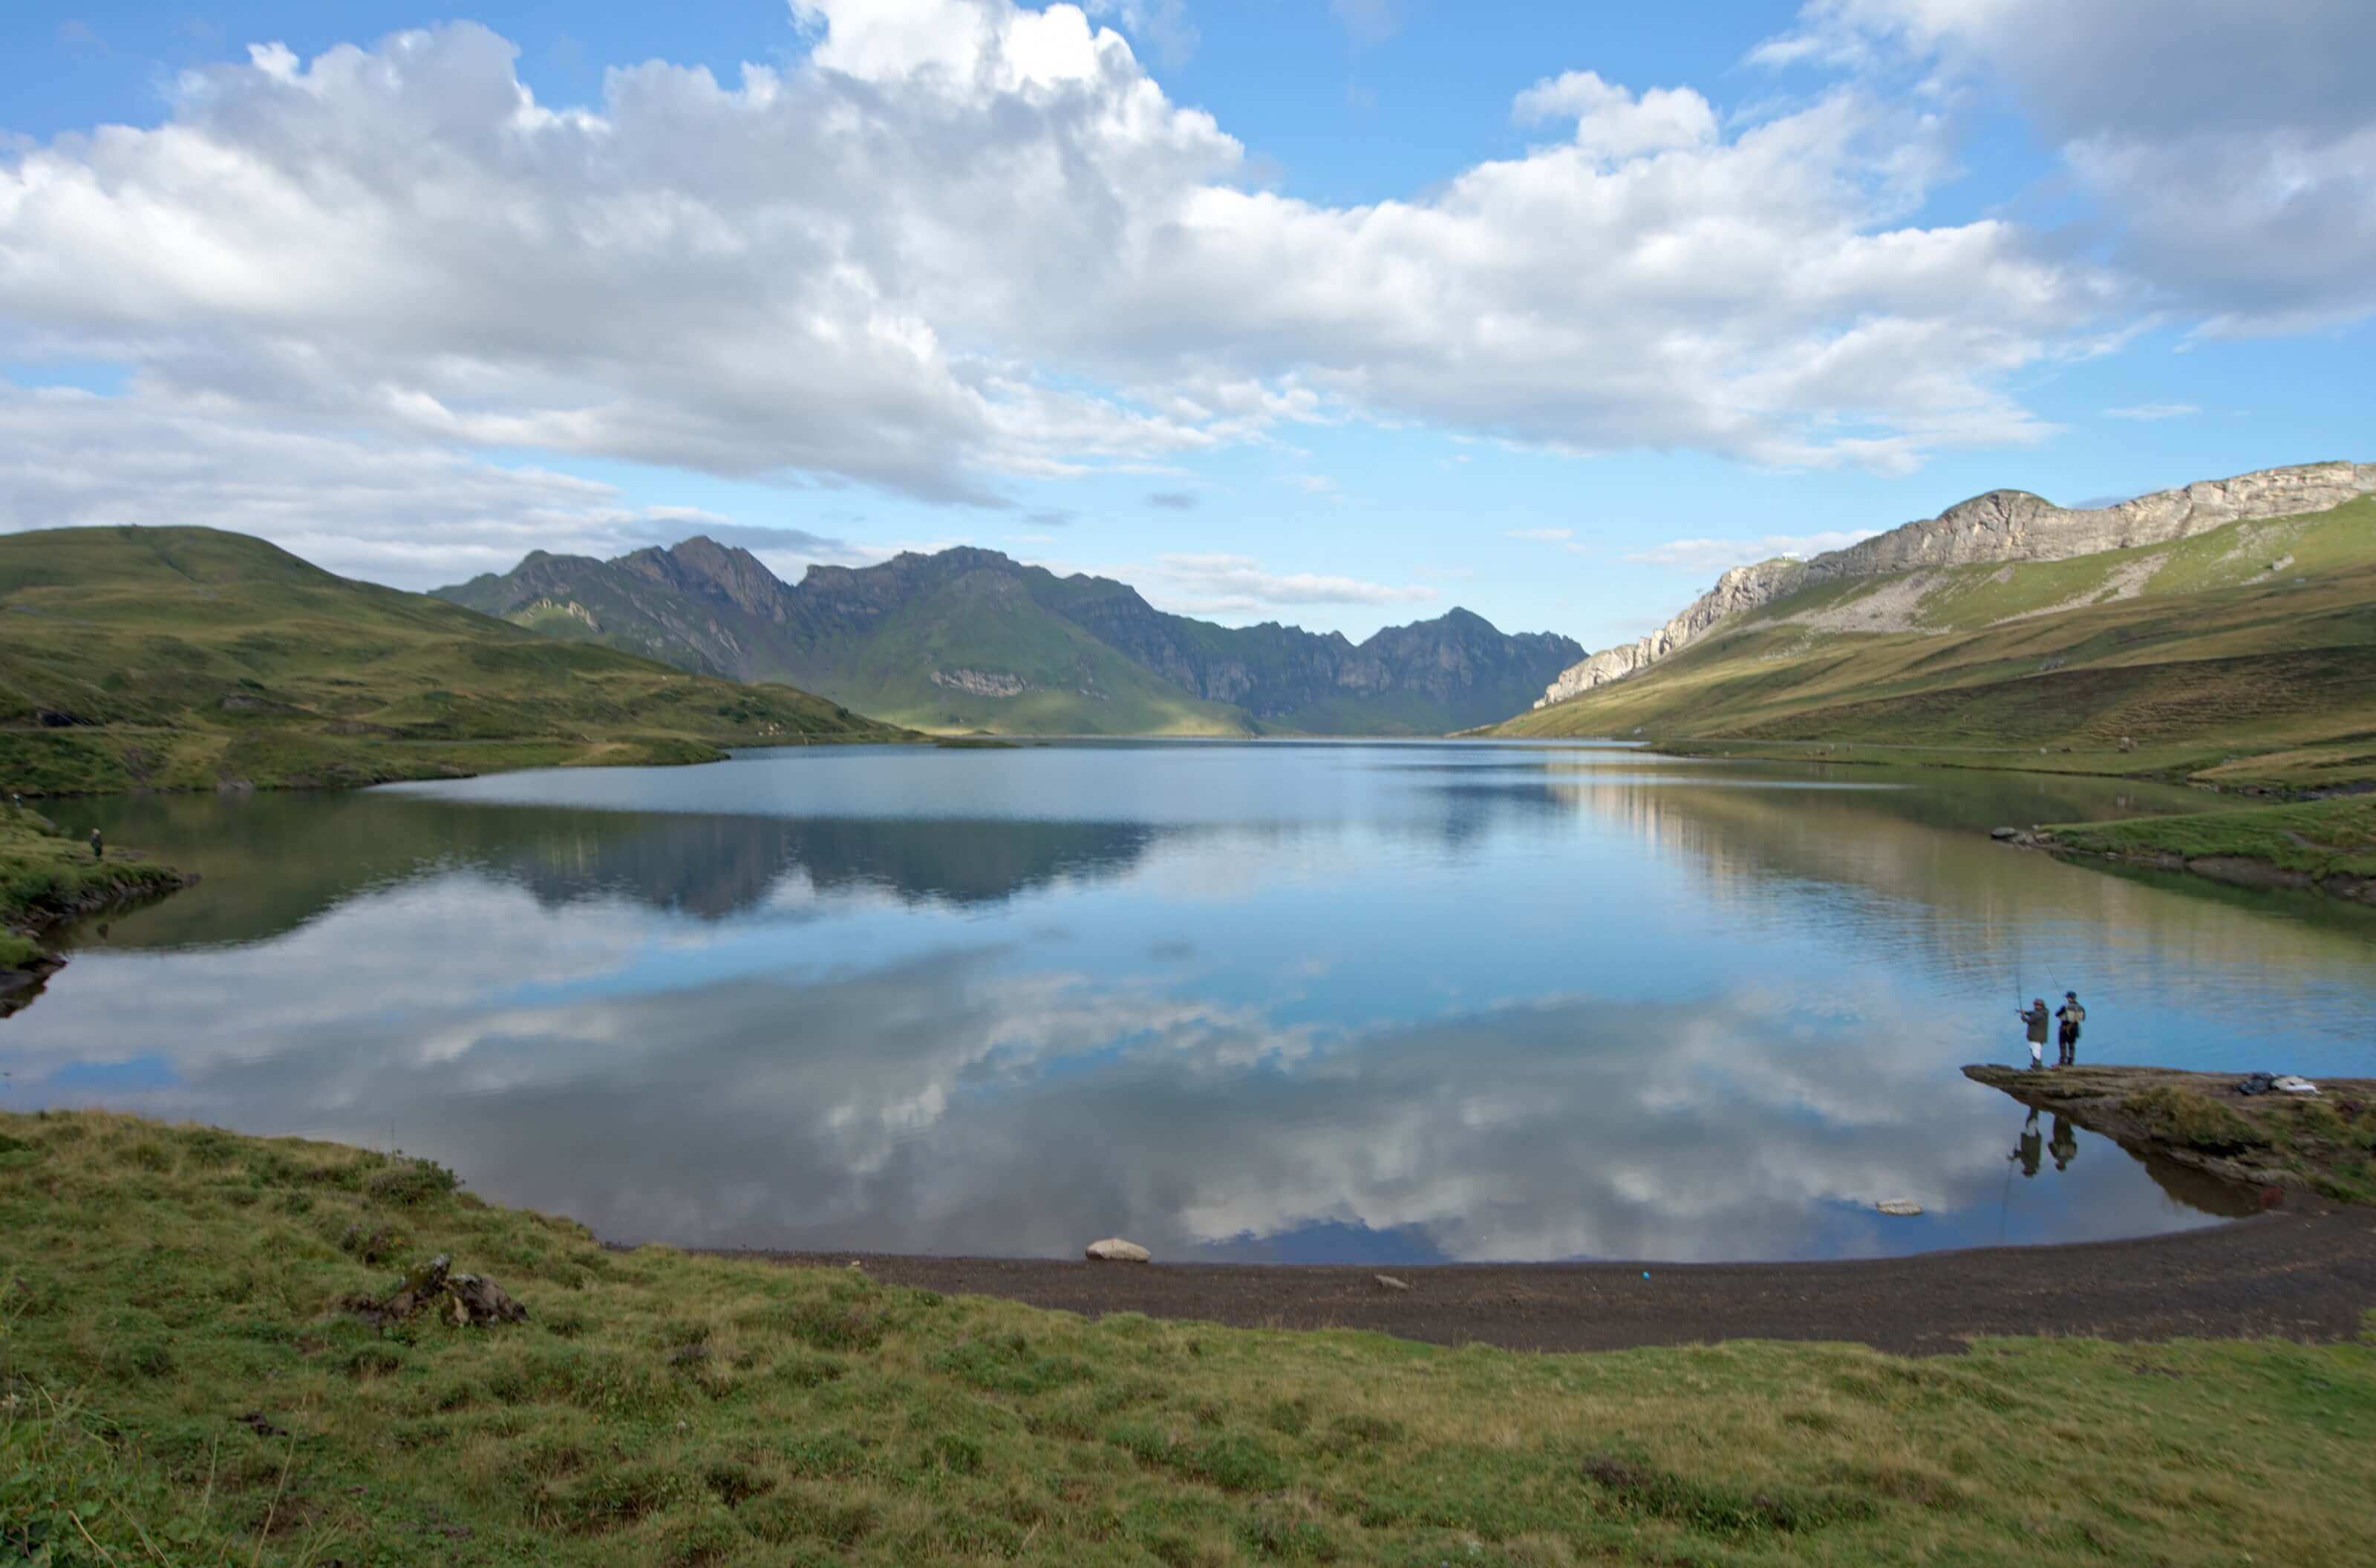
(1535, 461), (2376, 708)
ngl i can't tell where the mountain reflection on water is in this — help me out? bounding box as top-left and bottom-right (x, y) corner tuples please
(10, 742), (2370, 1263)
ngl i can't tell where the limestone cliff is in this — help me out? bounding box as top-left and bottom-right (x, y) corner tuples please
(1534, 460), (2376, 710)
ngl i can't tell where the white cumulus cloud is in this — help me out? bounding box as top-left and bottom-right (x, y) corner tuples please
(1757, 0), (2376, 334)
(1152, 552), (1436, 614)
(0, 384), (852, 587)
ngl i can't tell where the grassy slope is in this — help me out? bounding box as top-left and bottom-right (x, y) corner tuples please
(5, 1114), (2375, 1568)
(0, 809), (186, 969)
(1495, 499), (2376, 790)
(793, 578), (1259, 738)
(2040, 797), (2376, 879)
(0, 527), (908, 796)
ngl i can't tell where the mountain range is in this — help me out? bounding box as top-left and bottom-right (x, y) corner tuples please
(434, 545), (1584, 736)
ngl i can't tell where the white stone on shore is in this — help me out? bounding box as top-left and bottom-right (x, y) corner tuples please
(1374, 1274), (1411, 1292)
(1085, 1238), (1151, 1263)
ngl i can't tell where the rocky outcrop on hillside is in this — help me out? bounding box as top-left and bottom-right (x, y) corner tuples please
(1535, 461), (2376, 709)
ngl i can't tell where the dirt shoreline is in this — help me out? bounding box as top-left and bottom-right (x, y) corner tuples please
(705, 1203), (2376, 1356)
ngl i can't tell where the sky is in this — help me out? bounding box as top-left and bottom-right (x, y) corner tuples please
(2, 1), (2371, 649)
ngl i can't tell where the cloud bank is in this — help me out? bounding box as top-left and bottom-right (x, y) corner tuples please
(0, 0), (2363, 585)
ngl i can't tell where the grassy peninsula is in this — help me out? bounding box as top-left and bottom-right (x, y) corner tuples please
(0, 809), (188, 972)
(0, 526), (909, 798)
(2031, 796), (2376, 905)
(1492, 499), (2376, 794)
(5, 1111), (2376, 1567)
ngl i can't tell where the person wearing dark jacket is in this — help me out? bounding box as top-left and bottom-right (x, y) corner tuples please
(2049, 1114), (2078, 1172)
(89, 827), (103, 861)
(2020, 999), (2050, 1068)
(2056, 992), (2086, 1066)
(2012, 1108), (2043, 1176)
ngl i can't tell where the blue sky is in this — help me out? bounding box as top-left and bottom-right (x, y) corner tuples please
(2, 1), (2370, 647)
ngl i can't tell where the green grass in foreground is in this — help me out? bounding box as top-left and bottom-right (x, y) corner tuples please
(5, 1113), (2376, 1566)
(2043, 797), (2376, 879)
(0, 808), (184, 966)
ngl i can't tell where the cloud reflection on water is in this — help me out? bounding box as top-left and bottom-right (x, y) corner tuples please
(15, 741), (2366, 1264)
(8, 897), (2222, 1262)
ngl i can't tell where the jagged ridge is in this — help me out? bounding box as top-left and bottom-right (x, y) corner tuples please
(440, 543), (1582, 736)
(1535, 460), (2376, 708)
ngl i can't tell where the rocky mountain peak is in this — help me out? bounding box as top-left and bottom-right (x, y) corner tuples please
(1534, 460), (2376, 710)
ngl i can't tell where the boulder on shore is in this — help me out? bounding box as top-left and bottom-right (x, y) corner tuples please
(1084, 1238), (1151, 1263)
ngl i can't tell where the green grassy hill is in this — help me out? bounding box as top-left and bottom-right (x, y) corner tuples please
(1492, 498), (2376, 791)
(786, 566), (1261, 736)
(0, 527), (907, 797)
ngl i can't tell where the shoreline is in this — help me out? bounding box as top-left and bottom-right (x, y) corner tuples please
(2038, 840), (2375, 906)
(1965, 1062), (2376, 1203)
(12, 725), (2305, 800)
(2009, 800), (2376, 908)
(702, 1199), (2376, 1356)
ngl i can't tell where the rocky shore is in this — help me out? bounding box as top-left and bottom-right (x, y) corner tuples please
(1964, 1063), (2376, 1204)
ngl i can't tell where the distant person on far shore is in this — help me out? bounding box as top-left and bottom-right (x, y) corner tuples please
(2057, 991), (2086, 1066)
(2049, 1115), (2078, 1172)
(2012, 1108), (2043, 1177)
(2020, 998), (2050, 1068)
(89, 827), (103, 860)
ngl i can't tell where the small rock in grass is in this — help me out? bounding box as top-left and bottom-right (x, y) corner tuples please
(1374, 1274), (1411, 1292)
(1875, 1199), (1924, 1217)
(1085, 1237), (1151, 1263)
(1990, 827), (2021, 841)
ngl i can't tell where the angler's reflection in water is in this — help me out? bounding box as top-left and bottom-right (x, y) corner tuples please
(2011, 1108), (2043, 1178)
(2050, 1114), (2078, 1173)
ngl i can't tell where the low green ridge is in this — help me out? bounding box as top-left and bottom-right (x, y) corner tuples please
(0, 526), (909, 797)
(1495, 499), (2376, 791)
(6, 1111), (2376, 1566)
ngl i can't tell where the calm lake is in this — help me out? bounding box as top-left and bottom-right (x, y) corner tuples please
(8, 742), (2372, 1263)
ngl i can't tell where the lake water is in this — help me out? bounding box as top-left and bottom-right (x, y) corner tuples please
(8, 742), (2372, 1264)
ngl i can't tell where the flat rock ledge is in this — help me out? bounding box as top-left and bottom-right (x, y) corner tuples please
(1963, 1063), (2376, 1204)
